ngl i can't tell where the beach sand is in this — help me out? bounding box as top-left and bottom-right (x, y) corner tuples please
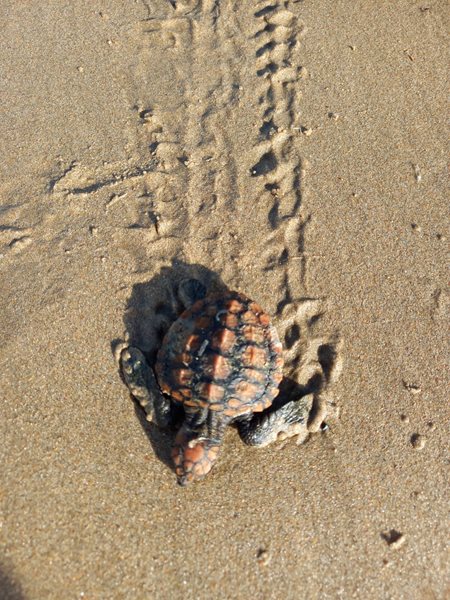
(1, 1), (448, 598)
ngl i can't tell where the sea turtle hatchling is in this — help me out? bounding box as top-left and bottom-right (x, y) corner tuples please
(120, 279), (313, 486)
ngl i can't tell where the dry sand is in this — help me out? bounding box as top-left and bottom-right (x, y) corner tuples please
(1, 1), (448, 599)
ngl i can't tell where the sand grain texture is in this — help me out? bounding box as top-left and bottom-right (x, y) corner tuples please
(1, 1), (448, 599)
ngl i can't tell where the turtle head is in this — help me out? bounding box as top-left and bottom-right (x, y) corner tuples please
(172, 429), (221, 486)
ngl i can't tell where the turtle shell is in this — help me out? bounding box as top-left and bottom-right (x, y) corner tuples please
(155, 292), (283, 419)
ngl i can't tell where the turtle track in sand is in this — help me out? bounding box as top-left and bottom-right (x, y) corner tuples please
(47, 0), (342, 432)
(134, 0), (342, 432)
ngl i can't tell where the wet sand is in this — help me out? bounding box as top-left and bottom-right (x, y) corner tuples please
(1, 1), (448, 599)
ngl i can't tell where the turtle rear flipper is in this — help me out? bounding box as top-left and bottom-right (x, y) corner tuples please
(120, 346), (172, 429)
(177, 278), (207, 310)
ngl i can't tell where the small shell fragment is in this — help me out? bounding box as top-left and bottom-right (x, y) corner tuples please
(410, 433), (426, 450)
(382, 530), (406, 549)
(412, 164), (422, 183)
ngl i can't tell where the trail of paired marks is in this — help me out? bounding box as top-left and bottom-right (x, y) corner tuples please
(147, 1), (242, 276)
(45, 0), (342, 427)
(246, 1), (342, 429)
(128, 0), (342, 427)
(248, 1), (310, 302)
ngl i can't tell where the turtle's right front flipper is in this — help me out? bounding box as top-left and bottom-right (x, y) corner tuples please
(120, 346), (172, 428)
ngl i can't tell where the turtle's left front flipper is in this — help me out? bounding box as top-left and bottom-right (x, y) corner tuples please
(236, 394), (313, 447)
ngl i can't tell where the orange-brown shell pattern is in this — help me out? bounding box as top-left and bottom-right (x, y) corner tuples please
(155, 292), (284, 419)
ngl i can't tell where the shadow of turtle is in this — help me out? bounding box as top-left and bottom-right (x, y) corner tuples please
(118, 261), (227, 364)
(131, 403), (176, 471)
(114, 261), (228, 473)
